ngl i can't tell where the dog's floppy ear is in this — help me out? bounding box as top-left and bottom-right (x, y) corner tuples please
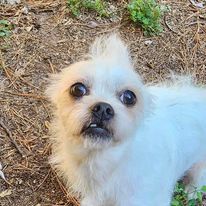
(89, 33), (133, 69)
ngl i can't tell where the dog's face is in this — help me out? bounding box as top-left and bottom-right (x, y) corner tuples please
(47, 35), (150, 149)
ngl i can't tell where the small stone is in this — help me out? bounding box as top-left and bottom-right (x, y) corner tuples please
(22, 6), (29, 14)
(87, 21), (99, 28)
(26, 26), (33, 32)
(144, 40), (153, 46)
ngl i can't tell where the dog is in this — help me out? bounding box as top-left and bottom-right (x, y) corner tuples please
(46, 34), (206, 206)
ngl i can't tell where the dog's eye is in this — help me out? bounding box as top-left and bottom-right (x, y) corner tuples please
(70, 83), (88, 98)
(120, 90), (136, 106)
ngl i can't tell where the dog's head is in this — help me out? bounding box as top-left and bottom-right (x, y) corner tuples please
(47, 34), (151, 149)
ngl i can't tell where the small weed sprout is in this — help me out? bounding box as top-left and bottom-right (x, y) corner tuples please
(67, 0), (108, 17)
(172, 182), (206, 206)
(128, 0), (163, 36)
(0, 20), (12, 37)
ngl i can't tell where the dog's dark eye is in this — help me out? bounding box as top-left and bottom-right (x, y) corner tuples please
(70, 83), (88, 98)
(120, 90), (137, 106)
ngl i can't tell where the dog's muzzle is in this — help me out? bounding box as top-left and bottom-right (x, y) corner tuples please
(81, 102), (114, 139)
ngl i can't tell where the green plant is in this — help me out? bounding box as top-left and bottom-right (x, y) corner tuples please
(67, 0), (108, 17)
(172, 182), (206, 206)
(0, 20), (12, 37)
(128, 0), (163, 36)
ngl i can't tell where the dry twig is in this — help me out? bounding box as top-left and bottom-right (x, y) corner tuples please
(52, 169), (80, 206)
(4, 91), (46, 100)
(0, 118), (25, 157)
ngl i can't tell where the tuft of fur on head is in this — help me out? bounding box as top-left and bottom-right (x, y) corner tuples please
(88, 33), (133, 70)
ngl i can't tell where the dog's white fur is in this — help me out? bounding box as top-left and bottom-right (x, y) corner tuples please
(47, 34), (206, 206)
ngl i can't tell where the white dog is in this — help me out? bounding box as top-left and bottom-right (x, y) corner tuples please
(46, 34), (206, 206)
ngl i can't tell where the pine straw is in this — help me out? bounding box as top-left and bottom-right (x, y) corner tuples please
(0, 0), (206, 205)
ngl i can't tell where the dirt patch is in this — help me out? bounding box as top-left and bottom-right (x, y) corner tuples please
(0, 0), (206, 205)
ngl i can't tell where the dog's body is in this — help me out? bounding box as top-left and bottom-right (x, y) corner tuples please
(47, 34), (206, 206)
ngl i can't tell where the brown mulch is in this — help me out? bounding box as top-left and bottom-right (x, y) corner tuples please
(0, 0), (206, 205)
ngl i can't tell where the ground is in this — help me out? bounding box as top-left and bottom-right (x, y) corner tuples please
(0, 0), (206, 206)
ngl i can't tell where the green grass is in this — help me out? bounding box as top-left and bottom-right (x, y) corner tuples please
(0, 20), (12, 37)
(127, 0), (163, 36)
(172, 182), (206, 206)
(67, 0), (165, 36)
(67, 0), (109, 17)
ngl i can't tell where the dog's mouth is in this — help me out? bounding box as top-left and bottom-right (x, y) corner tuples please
(81, 121), (112, 139)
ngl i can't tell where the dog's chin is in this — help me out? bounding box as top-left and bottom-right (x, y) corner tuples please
(80, 123), (113, 148)
(82, 127), (111, 139)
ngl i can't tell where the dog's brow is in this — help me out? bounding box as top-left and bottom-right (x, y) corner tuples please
(70, 79), (91, 87)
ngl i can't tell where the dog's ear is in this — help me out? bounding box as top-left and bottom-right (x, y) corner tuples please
(89, 33), (133, 69)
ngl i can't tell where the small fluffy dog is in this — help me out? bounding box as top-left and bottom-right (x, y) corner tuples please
(46, 34), (206, 206)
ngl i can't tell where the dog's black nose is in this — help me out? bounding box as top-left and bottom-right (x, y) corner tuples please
(91, 102), (114, 121)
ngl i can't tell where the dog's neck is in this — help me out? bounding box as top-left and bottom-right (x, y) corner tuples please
(65, 138), (132, 195)
(52, 126), (134, 195)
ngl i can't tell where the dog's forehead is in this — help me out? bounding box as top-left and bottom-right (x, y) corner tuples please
(95, 66), (129, 82)
(87, 61), (139, 86)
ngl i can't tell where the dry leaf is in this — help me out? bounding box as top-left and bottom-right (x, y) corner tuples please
(0, 189), (12, 198)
